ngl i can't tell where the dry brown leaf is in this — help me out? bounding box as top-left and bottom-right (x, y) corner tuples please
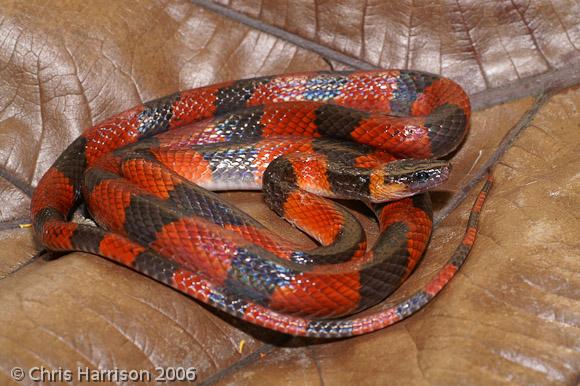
(0, 1), (578, 384)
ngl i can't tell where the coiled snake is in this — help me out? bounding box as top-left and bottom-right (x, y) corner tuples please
(31, 70), (492, 338)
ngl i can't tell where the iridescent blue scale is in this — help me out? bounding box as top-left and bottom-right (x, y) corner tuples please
(396, 291), (430, 318)
(302, 75), (349, 101)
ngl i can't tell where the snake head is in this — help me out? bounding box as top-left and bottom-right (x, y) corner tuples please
(369, 159), (451, 202)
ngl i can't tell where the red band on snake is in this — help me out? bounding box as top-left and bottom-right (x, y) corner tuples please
(31, 70), (492, 338)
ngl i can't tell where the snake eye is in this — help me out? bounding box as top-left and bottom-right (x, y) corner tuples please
(415, 171), (431, 182)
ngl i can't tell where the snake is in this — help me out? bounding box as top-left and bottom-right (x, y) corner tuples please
(31, 70), (492, 338)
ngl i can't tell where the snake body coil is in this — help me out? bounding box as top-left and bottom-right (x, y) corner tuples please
(31, 70), (492, 338)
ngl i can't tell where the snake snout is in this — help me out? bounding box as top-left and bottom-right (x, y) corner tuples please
(371, 159), (451, 202)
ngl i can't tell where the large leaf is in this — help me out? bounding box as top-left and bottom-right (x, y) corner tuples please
(0, 1), (578, 384)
